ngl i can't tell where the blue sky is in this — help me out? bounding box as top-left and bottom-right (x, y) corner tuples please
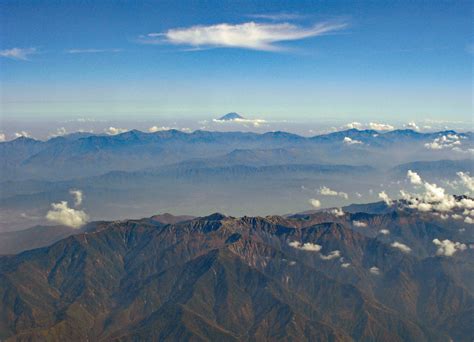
(0, 0), (472, 129)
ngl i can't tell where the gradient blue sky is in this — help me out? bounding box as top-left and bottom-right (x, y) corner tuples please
(1, 0), (472, 125)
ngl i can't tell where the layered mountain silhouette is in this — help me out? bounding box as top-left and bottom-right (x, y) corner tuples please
(1, 128), (472, 231)
(1, 203), (473, 341)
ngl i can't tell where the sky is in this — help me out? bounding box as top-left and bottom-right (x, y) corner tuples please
(0, 0), (472, 139)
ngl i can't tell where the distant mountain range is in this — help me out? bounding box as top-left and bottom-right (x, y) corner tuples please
(0, 128), (472, 231)
(1, 201), (473, 340)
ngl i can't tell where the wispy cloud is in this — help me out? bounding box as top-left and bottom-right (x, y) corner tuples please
(66, 48), (122, 54)
(0, 47), (37, 60)
(247, 13), (304, 21)
(138, 21), (348, 51)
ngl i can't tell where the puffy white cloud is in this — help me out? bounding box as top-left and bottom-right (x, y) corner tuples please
(69, 189), (83, 207)
(343, 136), (363, 145)
(424, 134), (472, 154)
(378, 191), (392, 205)
(288, 241), (322, 252)
(341, 262), (351, 268)
(319, 186), (348, 199)
(14, 131), (31, 138)
(330, 208), (345, 217)
(148, 125), (171, 132)
(344, 122), (364, 130)
(369, 266), (380, 275)
(309, 198), (321, 208)
(400, 172), (474, 213)
(320, 250), (341, 260)
(379, 229), (390, 235)
(0, 133), (5, 142)
(48, 127), (67, 138)
(457, 172), (474, 193)
(0, 47), (37, 60)
(46, 201), (89, 228)
(404, 122), (419, 131)
(432, 239), (467, 257)
(390, 241), (412, 253)
(407, 170), (422, 185)
(353, 220), (367, 227)
(139, 21), (348, 51)
(104, 127), (128, 135)
(464, 216), (474, 224)
(368, 122), (394, 131)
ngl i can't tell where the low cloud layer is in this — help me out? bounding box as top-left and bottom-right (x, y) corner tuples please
(139, 21), (347, 51)
(213, 117), (267, 127)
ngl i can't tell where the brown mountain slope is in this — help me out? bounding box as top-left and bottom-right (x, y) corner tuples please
(0, 212), (472, 341)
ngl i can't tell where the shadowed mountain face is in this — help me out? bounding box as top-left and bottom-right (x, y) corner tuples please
(1, 206), (472, 341)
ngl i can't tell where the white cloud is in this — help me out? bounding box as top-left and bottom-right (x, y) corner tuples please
(309, 198), (321, 208)
(0, 133), (5, 142)
(46, 201), (89, 228)
(465, 216), (474, 224)
(0, 47), (37, 60)
(369, 266), (380, 275)
(407, 170), (422, 185)
(320, 250), (341, 260)
(343, 137), (363, 145)
(379, 229), (390, 235)
(148, 125), (171, 132)
(66, 48), (122, 54)
(69, 189), (83, 207)
(14, 131), (31, 138)
(457, 172), (474, 193)
(288, 241), (322, 252)
(139, 21), (347, 51)
(424, 134), (472, 154)
(390, 241), (412, 253)
(344, 122), (364, 130)
(319, 186), (348, 199)
(378, 191), (392, 205)
(104, 127), (128, 135)
(432, 239), (467, 257)
(353, 220), (367, 227)
(404, 122), (419, 131)
(368, 122), (394, 131)
(400, 172), (474, 213)
(213, 117), (267, 127)
(48, 127), (67, 138)
(341, 262), (351, 268)
(330, 208), (345, 217)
